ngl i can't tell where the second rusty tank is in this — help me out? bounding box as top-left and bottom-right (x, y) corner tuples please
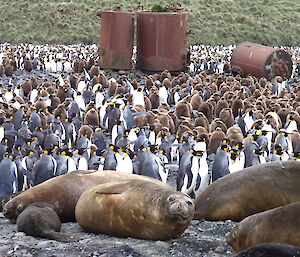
(231, 42), (293, 81)
(136, 11), (190, 72)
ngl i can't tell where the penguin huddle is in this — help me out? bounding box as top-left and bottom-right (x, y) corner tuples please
(0, 42), (299, 201)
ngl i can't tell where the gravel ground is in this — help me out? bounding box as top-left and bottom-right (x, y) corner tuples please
(0, 166), (237, 257)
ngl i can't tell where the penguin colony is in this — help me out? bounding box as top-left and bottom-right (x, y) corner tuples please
(0, 42), (299, 201)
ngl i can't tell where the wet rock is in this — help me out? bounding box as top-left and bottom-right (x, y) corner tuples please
(155, 240), (171, 250)
(215, 246), (225, 253)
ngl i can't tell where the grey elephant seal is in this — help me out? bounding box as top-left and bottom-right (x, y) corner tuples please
(3, 170), (171, 223)
(226, 202), (300, 252)
(194, 161), (300, 221)
(17, 202), (77, 242)
(75, 179), (194, 240)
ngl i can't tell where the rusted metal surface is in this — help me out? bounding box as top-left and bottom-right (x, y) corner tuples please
(231, 42), (293, 80)
(136, 11), (189, 72)
(99, 11), (134, 70)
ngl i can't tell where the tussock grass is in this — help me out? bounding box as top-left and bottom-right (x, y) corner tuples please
(0, 0), (299, 45)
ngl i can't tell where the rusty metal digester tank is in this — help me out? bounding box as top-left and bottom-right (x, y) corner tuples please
(98, 11), (134, 70)
(136, 11), (190, 72)
(231, 42), (293, 81)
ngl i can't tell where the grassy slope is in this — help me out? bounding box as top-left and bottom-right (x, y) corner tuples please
(0, 0), (299, 45)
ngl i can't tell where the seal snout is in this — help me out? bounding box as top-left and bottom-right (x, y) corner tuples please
(167, 195), (195, 220)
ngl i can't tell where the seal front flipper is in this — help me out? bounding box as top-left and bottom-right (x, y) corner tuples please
(42, 231), (79, 243)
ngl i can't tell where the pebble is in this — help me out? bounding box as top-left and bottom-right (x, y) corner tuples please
(0, 245), (10, 252)
(14, 232), (26, 237)
(215, 246), (225, 253)
(36, 240), (54, 248)
(155, 241), (171, 250)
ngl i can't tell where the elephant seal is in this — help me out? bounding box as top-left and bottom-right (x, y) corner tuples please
(194, 161), (300, 221)
(75, 180), (194, 240)
(226, 202), (300, 252)
(235, 243), (300, 257)
(3, 170), (172, 223)
(17, 202), (77, 242)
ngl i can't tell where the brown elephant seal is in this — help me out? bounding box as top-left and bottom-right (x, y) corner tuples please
(3, 170), (172, 223)
(75, 180), (194, 240)
(194, 161), (300, 221)
(17, 202), (77, 242)
(235, 243), (300, 257)
(226, 202), (300, 252)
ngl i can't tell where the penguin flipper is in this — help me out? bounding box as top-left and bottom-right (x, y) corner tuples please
(4, 130), (18, 136)
(21, 169), (34, 184)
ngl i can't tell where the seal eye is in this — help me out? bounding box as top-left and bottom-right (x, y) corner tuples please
(168, 196), (175, 203)
(186, 201), (193, 206)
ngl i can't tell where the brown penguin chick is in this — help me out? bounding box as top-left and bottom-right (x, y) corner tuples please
(156, 113), (175, 134)
(53, 104), (68, 121)
(144, 96), (152, 111)
(288, 130), (300, 150)
(115, 85), (125, 96)
(158, 103), (170, 113)
(24, 59), (33, 72)
(180, 119), (195, 130)
(72, 60), (79, 73)
(210, 118), (227, 134)
(57, 85), (68, 103)
(190, 92), (202, 110)
(0, 64), (4, 76)
(207, 128), (226, 154)
(78, 125), (93, 140)
(194, 112), (209, 132)
(162, 77), (171, 89)
(98, 72), (107, 88)
(277, 107), (293, 126)
(167, 110), (180, 129)
(226, 124), (244, 147)
(145, 77), (154, 90)
(149, 90), (160, 109)
(160, 70), (172, 81)
(231, 98), (244, 118)
(50, 95), (61, 109)
(89, 65), (100, 78)
(91, 76), (100, 87)
(215, 98), (229, 117)
(219, 108), (234, 129)
(46, 86), (57, 95)
(30, 77), (39, 89)
(254, 111), (264, 121)
(198, 102), (213, 123)
(14, 96), (25, 105)
(193, 126), (209, 139)
(10, 59), (17, 71)
(78, 60), (86, 73)
(34, 97), (48, 112)
(5, 64), (13, 77)
(176, 123), (192, 139)
(83, 108), (99, 128)
(175, 102), (191, 118)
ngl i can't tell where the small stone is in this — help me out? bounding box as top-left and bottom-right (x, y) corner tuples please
(23, 254), (33, 257)
(99, 254), (107, 257)
(155, 240), (171, 250)
(36, 241), (53, 248)
(14, 232), (26, 237)
(215, 246), (225, 253)
(0, 245), (10, 252)
(0, 239), (9, 244)
(118, 70), (126, 75)
(14, 251), (22, 257)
